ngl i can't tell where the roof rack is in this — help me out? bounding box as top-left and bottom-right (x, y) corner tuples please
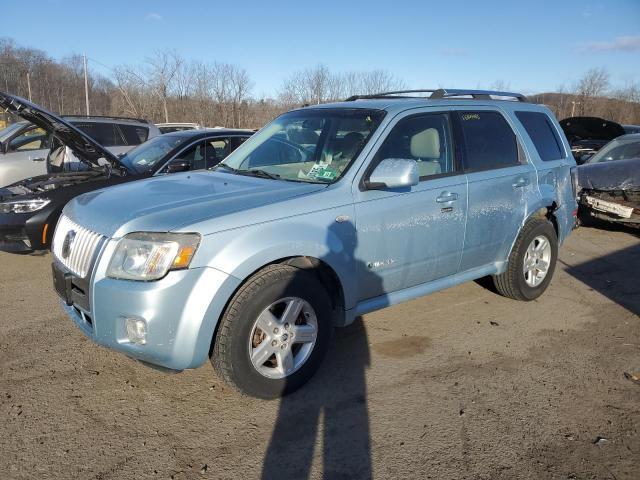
(344, 89), (527, 102)
(61, 114), (151, 123)
(345, 89), (438, 101)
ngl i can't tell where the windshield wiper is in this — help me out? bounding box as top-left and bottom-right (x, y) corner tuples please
(238, 169), (281, 180)
(212, 163), (240, 173)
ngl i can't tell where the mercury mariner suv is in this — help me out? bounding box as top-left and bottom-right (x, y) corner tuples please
(52, 89), (578, 398)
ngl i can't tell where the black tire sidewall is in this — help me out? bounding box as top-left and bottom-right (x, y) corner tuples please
(513, 221), (558, 300)
(225, 269), (332, 399)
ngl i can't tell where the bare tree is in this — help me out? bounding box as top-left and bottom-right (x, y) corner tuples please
(146, 50), (183, 123)
(574, 67), (610, 115)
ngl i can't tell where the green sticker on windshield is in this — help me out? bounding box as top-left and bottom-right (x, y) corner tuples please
(314, 167), (338, 180)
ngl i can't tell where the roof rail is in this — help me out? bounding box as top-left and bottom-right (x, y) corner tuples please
(61, 114), (151, 123)
(429, 89), (527, 102)
(345, 89), (438, 101)
(344, 88), (527, 102)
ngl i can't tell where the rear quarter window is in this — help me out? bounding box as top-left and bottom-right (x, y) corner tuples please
(457, 111), (519, 171)
(118, 124), (149, 145)
(515, 111), (564, 161)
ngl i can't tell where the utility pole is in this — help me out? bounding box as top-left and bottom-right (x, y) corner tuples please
(83, 53), (90, 115)
(26, 71), (32, 101)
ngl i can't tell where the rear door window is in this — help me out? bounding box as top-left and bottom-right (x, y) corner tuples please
(118, 124), (149, 145)
(457, 111), (520, 171)
(73, 122), (124, 146)
(515, 111), (564, 161)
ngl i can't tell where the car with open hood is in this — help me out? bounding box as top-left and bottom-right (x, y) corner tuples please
(0, 91), (253, 253)
(0, 116), (161, 188)
(51, 88), (578, 398)
(576, 133), (640, 227)
(560, 116), (626, 164)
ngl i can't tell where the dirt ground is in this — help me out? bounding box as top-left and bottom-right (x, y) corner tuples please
(1, 224), (639, 480)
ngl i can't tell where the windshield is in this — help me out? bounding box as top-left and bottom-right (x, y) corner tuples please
(119, 134), (190, 173)
(0, 122), (28, 142)
(587, 136), (640, 163)
(220, 108), (385, 183)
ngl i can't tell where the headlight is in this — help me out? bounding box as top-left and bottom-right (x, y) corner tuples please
(107, 232), (201, 281)
(0, 198), (51, 214)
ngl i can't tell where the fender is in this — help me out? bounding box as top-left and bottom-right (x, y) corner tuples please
(194, 205), (358, 309)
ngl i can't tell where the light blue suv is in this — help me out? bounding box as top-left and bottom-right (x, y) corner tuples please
(52, 89), (577, 398)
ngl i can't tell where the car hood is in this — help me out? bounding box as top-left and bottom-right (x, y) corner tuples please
(64, 171), (328, 237)
(560, 117), (626, 143)
(577, 157), (640, 191)
(0, 91), (121, 170)
(0, 170), (110, 201)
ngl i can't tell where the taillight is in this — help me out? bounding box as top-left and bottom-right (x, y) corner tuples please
(570, 166), (579, 199)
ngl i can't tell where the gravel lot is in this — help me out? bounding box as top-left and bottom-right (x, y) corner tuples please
(1, 224), (639, 480)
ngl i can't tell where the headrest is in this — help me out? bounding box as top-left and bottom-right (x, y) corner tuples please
(410, 128), (440, 159)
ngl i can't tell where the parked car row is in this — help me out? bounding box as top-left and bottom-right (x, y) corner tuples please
(0, 116), (160, 187)
(0, 92), (253, 252)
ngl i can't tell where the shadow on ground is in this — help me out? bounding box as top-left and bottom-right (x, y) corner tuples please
(562, 240), (640, 315)
(261, 317), (372, 480)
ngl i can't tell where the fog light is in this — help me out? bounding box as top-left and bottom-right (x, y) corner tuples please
(124, 317), (147, 345)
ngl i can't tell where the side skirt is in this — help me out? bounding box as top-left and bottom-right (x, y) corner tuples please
(342, 262), (505, 326)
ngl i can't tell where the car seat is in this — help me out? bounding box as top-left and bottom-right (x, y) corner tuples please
(410, 128), (442, 176)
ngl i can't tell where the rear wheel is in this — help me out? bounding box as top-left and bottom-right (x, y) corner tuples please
(493, 218), (558, 301)
(211, 264), (333, 399)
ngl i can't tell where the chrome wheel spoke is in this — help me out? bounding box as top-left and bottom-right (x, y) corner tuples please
(293, 324), (317, 343)
(281, 298), (304, 324)
(256, 309), (279, 332)
(251, 341), (275, 369)
(537, 260), (549, 272)
(535, 238), (547, 253)
(276, 350), (295, 375)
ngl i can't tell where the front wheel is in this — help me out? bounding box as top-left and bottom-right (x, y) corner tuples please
(211, 264), (333, 399)
(493, 218), (558, 301)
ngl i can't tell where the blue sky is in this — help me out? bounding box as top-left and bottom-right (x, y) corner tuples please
(2, 0), (639, 97)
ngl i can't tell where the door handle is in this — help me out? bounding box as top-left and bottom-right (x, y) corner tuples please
(512, 177), (529, 188)
(31, 157), (45, 162)
(436, 192), (459, 203)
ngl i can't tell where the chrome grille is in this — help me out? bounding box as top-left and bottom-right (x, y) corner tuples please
(52, 215), (104, 278)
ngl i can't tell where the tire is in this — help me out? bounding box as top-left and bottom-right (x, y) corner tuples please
(211, 264), (333, 399)
(493, 217), (558, 301)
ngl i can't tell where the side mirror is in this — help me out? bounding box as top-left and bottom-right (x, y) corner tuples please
(365, 158), (419, 190)
(165, 160), (191, 173)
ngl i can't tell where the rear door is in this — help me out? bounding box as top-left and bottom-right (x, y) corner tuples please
(514, 110), (576, 242)
(353, 110), (468, 300)
(455, 109), (536, 271)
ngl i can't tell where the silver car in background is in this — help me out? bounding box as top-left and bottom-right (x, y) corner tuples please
(0, 116), (160, 187)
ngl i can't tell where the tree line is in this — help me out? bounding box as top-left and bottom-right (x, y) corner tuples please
(1, 38), (638, 129)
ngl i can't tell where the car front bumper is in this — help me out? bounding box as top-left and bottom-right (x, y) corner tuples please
(56, 259), (242, 371)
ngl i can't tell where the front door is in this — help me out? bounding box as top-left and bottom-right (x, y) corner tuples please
(353, 111), (468, 301)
